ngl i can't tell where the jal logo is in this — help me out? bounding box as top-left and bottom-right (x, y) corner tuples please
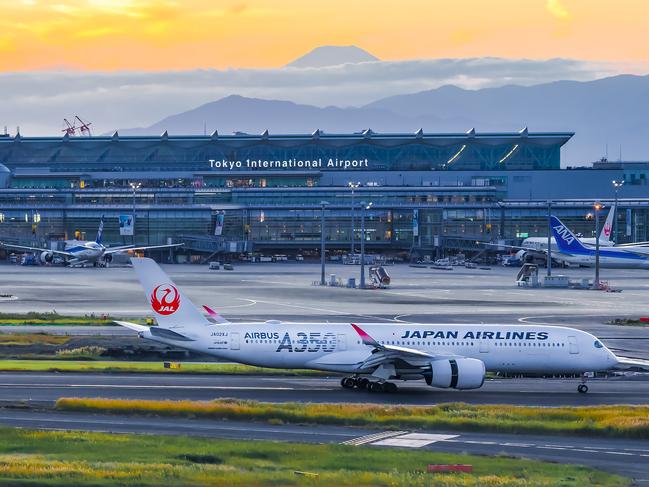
(150, 284), (180, 315)
(603, 223), (612, 237)
(553, 224), (575, 245)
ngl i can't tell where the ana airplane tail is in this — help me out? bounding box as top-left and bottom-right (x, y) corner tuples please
(550, 216), (589, 253)
(95, 215), (105, 244)
(600, 204), (616, 245)
(130, 257), (210, 331)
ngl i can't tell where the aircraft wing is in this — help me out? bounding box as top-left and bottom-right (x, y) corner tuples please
(351, 323), (458, 370)
(613, 356), (649, 372)
(616, 241), (649, 248)
(481, 242), (547, 253)
(0, 242), (74, 257)
(104, 243), (184, 255)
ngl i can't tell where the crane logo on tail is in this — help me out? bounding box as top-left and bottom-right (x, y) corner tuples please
(603, 222), (612, 237)
(150, 284), (180, 315)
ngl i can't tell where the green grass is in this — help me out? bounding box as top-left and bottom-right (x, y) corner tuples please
(0, 334), (71, 346)
(57, 398), (649, 440)
(0, 427), (628, 486)
(0, 360), (327, 375)
(0, 311), (145, 326)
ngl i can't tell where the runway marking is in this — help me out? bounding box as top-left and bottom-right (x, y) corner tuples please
(214, 299), (258, 310)
(248, 297), (399, 323)
(372, 433), (458, 448)
(0, 383), (317, 391)
(341, 431), (407, 446)
(605, 451), (634, 456)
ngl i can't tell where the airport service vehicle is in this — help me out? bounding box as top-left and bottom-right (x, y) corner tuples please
(0, 217), (182, 267)
(550, 215), (649, 269)
(116, 258), (646, 394)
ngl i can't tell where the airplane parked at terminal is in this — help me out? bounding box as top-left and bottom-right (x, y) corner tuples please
(116, 257), (645, 394)
(521, 203), (617, 252)
(0, 217), (182, 267)
(550, 215), (649, 269)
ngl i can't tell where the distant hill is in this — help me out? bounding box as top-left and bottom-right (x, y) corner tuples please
(286, 45), (379, 68)
(119, 75), (649, 164)
(119, 94), (424, 136)
(365, 74), (649, 163)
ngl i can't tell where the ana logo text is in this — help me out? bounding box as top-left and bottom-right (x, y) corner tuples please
(553, 224), (575, 245)
(150, 284), (180, 315)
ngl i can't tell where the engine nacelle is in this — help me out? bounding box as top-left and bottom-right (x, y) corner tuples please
(40, 251), (54, 263)
(425, 358), (485, 390)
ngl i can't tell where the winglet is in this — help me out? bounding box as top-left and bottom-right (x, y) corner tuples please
(202, 305), (230, 324)
(351, 323), (380, 347)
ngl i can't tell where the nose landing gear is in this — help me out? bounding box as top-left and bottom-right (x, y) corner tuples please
(577, 373), (589, 393)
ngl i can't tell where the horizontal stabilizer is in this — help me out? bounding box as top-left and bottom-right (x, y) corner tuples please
(114, 320), (149, 333)
(149, 326), (195, 342)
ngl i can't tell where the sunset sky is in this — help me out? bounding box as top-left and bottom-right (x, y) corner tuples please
(0, 0), (647, 72)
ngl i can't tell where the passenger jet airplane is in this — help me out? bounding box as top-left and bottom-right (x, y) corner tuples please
(0, 217), (182, 267)
(116, 258), (646, 394)
(486, 205), (617, 265)
(550, 215), (649, 269)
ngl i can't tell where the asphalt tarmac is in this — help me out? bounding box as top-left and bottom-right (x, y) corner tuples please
(1, 372), (648, 406)
(0, 407), (646, 480)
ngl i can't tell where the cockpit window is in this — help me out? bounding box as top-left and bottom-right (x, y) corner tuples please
(594, 341), (603, 349)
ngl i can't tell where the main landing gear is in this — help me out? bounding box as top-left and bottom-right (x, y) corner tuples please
(577, 374), (589, 394)
(340, 376), (398, 393)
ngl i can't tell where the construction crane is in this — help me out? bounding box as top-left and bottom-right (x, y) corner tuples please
(75, 116), (92, 136)
(61, 116), (93, 137)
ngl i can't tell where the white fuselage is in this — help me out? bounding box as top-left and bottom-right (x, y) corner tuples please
(141, 323), (617, 376)
(556, 247), (649, 269)
(63, 241), (105, 263)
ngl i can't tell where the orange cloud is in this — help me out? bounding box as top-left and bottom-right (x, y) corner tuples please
(0, 0), (647, 71)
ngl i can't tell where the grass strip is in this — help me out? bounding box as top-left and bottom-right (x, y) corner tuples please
(0, 359), (327, 375)
(57, 397), (649, 439)
(0, 427), (629, 486)
(0, 311), (117, 326)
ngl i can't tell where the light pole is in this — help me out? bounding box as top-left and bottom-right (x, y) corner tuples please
(546, 200), (552, 277)
(594, 201), (602, 289)
(320, 201), (329, 286)
(359, 201), (372, 289)
(612, 179), (624, 243)
(129, 182), (141, 244)
(348, 182), (360, 255)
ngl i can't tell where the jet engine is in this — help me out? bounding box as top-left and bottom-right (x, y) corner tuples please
(40, 251), (54, 263)
(425, 358), (485, 390)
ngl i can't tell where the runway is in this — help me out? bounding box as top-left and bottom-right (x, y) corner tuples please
(0, 407), (646, 479)
(1, 372), (648, 406)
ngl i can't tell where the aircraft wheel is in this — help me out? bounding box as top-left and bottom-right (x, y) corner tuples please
(368, 381), (385, 393)
(356, 378), (370, 390)
(341, 377), (356, 389)
(384, 382), (398, 393)
(577, 384), (588, 394)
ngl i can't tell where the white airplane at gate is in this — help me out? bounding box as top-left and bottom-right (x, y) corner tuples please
(0, 217), (182, 267)
(117, 257), (647, 394)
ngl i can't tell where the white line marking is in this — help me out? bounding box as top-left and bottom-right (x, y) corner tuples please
(605, 451), (634, 456)
(0, 383), (304, 391)
(341, 431), (407, 446)
(372, 433), (458, 448)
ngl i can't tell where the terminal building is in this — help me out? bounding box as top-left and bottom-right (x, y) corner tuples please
(0, 129), (648, 259)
